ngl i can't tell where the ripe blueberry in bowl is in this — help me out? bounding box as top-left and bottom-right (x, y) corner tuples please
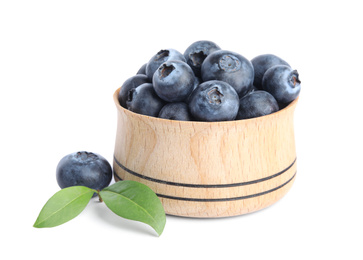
(126, 83), (165, 117)
(236, 90), (279, 120)
(158, 102), (192, 121)
(136, 63), (147, 75)
(201, 50), (254, 97)
(118, 74), (149, 108)
(188, 80), (239, 122)
(153, 60), (195, 102)
(251, 54), (290, 90)
(262, 65), (301, 104)
(145, 49), (186, 80)
(183, 40), (221, 77)
(184, 76), (201, 104)
(56, 151), (112, 196)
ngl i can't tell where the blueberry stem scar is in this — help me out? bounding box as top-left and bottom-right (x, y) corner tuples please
(208, 87), (223, 104)
(155, 49), (169, 61)
(190, 51), (207, 66)
(159, 64), (174, 78)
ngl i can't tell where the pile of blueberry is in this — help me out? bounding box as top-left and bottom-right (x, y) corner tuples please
(118, 40), (301, 122)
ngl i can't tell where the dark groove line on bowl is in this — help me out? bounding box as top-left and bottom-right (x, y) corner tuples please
(113, 156), (296, 188)
(114, 171), (296, 202)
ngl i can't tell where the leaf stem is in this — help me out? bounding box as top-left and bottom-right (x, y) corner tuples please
(97, 190), (103, 202)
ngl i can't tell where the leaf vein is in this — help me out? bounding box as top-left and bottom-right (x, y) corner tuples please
(102, 190), (159, 226)
(35, 189), (92, 227)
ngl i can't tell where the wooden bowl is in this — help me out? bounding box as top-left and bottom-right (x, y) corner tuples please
(113, 87), (298, 218)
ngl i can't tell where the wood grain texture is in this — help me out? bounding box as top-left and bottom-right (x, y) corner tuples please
(113, 87), (298, 218)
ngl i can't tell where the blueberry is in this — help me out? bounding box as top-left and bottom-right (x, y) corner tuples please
(201, 50), (254, 97)
(251, 54), (290, 89)
(153, 60), (195, 102)
(184, 40), (221, 77)
(136, 63), (147, 75)
(192, 75), (201, 92)
(145, 49), (186, 80)
(236, 90), (279, 120)
(185, 76), (201, 104)
(158, 102), (192, 121)
(126, 83), (165, 117)
(251, 85), (259, 92)
(118, 74), (150, 108)
(262, 65), (301, 104)
(56, 151), (112, 196)
(188, 80), (239, 122)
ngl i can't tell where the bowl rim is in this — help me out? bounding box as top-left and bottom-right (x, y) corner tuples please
(113, 87), (298, 125)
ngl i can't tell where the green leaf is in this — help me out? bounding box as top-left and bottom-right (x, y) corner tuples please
(33, 186), (95, 228)
(100, 180), (166, 236)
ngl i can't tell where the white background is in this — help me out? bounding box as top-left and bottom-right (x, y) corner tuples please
(1, 0), (362, 259)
